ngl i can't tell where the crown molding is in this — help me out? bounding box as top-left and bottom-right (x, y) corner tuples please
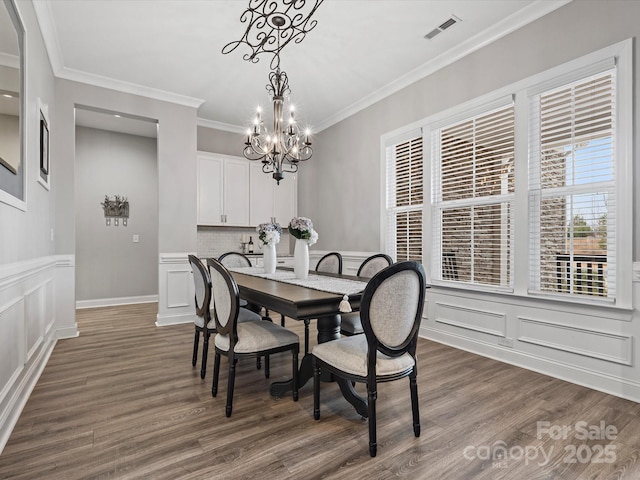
(197, 118), (245, 134)
(33, 0), (204, 109)
(56, 67), (204, 108)
(314, 0), (572, 132)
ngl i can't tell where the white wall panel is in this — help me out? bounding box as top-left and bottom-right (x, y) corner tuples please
(157, 253), (194, 326)
(0, 298), (25, 406)
(518, 317), (632, 366)
(435, 302), (507, 338)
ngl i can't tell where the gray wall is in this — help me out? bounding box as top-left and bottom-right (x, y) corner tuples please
(197, 125), (243, 156)
(306, 0), (640, 259)
(75, 126), (158, 301)
(54, 80), (198, 257)
(0, 0), (55, 265)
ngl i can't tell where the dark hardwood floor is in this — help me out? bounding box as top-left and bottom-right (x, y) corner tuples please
(1, 303), (639, 479)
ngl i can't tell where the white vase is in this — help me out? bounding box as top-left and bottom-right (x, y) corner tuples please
(294, 238), (309, 279)
(263, 243), (276, 274)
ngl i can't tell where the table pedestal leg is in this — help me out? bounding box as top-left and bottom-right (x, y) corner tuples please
(269, 314), (368, 417)
(270, 314), (340, 396)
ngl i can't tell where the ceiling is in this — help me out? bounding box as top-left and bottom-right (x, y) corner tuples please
(32, 0), (570, 135)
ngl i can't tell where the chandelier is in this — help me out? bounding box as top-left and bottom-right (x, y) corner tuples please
(222, 0), (324, 184)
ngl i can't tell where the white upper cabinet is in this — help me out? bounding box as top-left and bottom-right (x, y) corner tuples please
(249, 163), (297, 227)
(197, 152), (250, 226)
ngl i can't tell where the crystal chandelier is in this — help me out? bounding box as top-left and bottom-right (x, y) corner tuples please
(222, 0), (323, 184)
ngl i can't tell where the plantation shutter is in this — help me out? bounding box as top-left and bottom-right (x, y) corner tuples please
(385, 133), (423, 262)
(529, 68), (616, 299)
(432, 102), (515, 288)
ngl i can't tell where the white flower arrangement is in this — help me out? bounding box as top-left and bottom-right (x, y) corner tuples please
(288, 216), (318, 246)
(257, 222), (282, 246)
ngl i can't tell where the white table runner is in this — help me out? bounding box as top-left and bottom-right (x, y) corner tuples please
(228, 266), (368, 312)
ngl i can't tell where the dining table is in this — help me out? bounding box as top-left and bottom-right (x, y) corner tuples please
(229, 266), (370, 417)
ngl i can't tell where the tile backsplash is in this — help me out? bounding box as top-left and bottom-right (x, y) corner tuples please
(197, 226), (292, 258)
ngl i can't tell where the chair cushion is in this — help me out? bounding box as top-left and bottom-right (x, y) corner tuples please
(340, 312), (363, 335)
(195, 306), (261, 329)
(312, 335), (415, 377)
(215, 320), (299, 354)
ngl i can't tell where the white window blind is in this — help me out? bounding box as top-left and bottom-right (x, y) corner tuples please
(386, 135), (423, 262)
(529, 69), (616, 300)
(432, 103), (515, 288)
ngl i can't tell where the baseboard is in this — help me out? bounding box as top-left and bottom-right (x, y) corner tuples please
(76, 295), (158, 309)
(156, 311), (194, 327)
(0, 336), (56, 455)
(419, 326), (640, 403)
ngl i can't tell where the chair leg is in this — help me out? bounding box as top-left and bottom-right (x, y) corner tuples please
(264, 355), (270, 379)
(367, 381), (378, 457)
(256, 356), (261, 370)
(211, 352), (221, 397)
(313, 358), (320, 419)
(280, 314), (285, 327)
(192, 329), (200, 366)
(292, 349), (299, 401)
(410, 368), (420, 437)
(200, 332), (210, 379)
(226, 357), (237, 417)
(304, 319), (310, 354)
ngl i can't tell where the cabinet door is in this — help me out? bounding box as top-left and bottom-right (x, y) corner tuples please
(197, 154), (224, 225)
(249, 163), (275, 226)
(273, 172), (297, 226)
(223, 158), (250, 226)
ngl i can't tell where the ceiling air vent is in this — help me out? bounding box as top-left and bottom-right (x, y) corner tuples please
(424, 15), (461, 40)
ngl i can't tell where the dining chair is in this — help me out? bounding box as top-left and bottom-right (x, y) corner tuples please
(219, 250), (287, 327)
(207, 258), (300, 417)
(312, 261), (426, 457)
(189, 255), (265, 379)
(340, 253), (393, 336)
(315, 251), (343, 274)
(188, 255), (216, 379)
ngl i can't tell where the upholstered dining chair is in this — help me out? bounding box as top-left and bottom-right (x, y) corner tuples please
(312, 261), (426, 457)
(315, 251), (343, 274)
(219, 251), (286, 327)
(340, 253), (393, 336)
(207, 257), (300, 417)
(188, 255), (216, 379)
(189, 255), (265, 379)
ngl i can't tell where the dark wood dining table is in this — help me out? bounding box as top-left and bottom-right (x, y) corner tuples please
(230, 268), (369, 417)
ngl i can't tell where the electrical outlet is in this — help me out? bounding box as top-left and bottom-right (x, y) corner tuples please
(498, 337), (514, 348)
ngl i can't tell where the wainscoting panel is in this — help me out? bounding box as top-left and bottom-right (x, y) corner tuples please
(156, 253), (194, 326)
(434, 301), (507, 337)
(518, 316), (633, 366)
(421, 287), (640, 403)
(0, 298), (25, 407)
(0, 257), (60, 454)
(24, 281), (50, 362)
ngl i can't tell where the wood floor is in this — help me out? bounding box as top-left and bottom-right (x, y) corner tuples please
(1, 303), (639, 479)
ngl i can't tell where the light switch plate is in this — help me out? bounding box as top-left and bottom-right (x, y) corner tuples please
(133, 235), (139, 243)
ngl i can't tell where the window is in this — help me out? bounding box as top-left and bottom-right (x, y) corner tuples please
(529, 69), (616, 300)
(385, 133), (423, 262)
(431, 102), (515, 289)
(381, 40), (631, 306)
